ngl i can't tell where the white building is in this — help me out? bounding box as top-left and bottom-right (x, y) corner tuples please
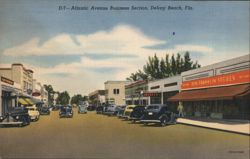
(147, 76), (181, 108)
(104, 81), (128, 105)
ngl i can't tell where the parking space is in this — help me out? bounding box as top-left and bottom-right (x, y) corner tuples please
(0, 108), (249, 159)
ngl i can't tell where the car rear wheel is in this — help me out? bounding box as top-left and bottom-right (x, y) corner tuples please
(160, 116), (168, 127)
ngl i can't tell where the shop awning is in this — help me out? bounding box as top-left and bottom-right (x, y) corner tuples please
(168, 84), (250, 102)
(30, 98), (44, 104)
(24, 98), (34, 105)
(18, 98), (29, 105)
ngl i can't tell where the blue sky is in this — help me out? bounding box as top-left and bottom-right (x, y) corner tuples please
(0, 0), (249, 95)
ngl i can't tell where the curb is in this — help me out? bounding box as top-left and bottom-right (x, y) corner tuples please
(177, 122), (250, 136)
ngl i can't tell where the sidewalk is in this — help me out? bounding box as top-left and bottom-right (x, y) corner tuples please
(177, 117), (250, 135)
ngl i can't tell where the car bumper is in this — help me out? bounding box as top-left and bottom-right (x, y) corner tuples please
(128, 117), (140, 120)
(60, 114), (73, 117)
(140, 120), (161, 123)
(30, 115), (39, 121)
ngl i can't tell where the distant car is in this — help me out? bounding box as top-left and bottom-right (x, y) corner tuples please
(26, 105), (40, 121)
(96, 106), (104, 114)
(78, 105), (87, 114)
(140, 104), (177, 127)
(59, 106), (73, 118)
(116, 105), (126, 118)
(87, 105), (96, 111)
(122, 105), (137, 119)
(0, 107), (30, 127)
(52, 105), (61, 111)
(40, 107), (50, 115)
(129, 105), (146, 123)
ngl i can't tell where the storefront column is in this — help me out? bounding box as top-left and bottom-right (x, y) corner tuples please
(161, 92), (164, 105)
(0, 87), (2, 115)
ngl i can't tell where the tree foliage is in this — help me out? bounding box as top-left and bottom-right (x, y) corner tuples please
(127, 52), (201, 81)
(70, 94), (87, 105)
(56, 91), (70, 105)
(44, 84), (55, 105)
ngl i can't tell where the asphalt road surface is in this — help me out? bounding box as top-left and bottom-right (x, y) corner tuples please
(0, 108), (249, 159)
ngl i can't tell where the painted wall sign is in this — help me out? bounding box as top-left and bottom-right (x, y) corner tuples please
(182, 69), (250, 90)
(143, 92), (161, 97)
(32, 92), (41, 96)
(1, 76), (14, 85)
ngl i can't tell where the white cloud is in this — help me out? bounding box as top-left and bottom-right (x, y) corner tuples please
(1, 24), (215, 95)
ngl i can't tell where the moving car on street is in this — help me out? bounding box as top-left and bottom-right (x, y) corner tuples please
(39, 106), (50, 115)
(0, 107), (30, 127)
(59, 106), (73, 118)
(78, 105), (88, 114)
(140, 104), (177, 127)
(122, 105), (137, 119)
(129, 105), (146, 123)
(26, 105), (40, 121)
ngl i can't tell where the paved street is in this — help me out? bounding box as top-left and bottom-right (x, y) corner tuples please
(0, 108), (249, 159)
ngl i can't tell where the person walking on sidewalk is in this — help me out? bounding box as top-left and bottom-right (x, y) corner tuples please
(177, 102), (184, 117)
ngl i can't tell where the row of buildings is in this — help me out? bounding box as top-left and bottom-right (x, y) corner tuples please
(0, 63), (48, 116)
(89, 54), (250, 120)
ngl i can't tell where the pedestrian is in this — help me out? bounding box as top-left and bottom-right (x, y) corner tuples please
(177, 102), (184, 117)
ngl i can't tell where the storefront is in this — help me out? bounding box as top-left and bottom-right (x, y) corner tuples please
(0, 76), (22, 116)
(169, 54), (250, 120)
(147, 76), (181, 110)
(125, 80), (149, 106)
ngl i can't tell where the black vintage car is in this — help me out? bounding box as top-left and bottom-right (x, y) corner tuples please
(140, 104), (177, 126)
(59, 106), (73, 118)
(96, 106), (104, 114)
(129, 105), (146, 123)
(0, 107), (30, 127)
(87, 105), (96, 111)
(39, 107), (50, 115)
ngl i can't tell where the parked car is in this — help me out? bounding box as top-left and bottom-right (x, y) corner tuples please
(129, 105), (146, 123)
(122, 105), (137, 119)
(39, 107), (50, 115)
(26, 105), (40, 121)
(59, 106), (73, 118)
(0, 107), (30, 127)
(78, 105), (87, 114)
(52, 105), (61, 111)
(103, 105), (118, 116)
(96, 106), (104, 114)
(140, 104), (177, 126)
(116, 105), (126, 118)
(87, 105), (96, 111)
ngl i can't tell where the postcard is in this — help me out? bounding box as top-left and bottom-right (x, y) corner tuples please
(0, 0), (249, 159)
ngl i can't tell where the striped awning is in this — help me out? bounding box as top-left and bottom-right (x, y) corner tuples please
(24, 98), (34, 105)
(18, 98), (29, 105)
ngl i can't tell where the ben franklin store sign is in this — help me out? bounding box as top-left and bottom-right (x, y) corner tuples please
(182, 69), (250, 90)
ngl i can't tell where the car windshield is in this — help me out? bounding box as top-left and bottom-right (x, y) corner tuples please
(28, 108), (35, 111)
(146, 105), (160, 110)
(61, 107), (72, 112)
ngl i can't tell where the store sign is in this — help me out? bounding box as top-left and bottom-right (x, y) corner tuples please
(1, 76), (14, 85)
(182, 69), (250, 90)
(32, 92), (41, 96)
(143, 92), (161, 97)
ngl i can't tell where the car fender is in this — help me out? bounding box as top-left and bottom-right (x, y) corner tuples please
(159, 114), (168, 120)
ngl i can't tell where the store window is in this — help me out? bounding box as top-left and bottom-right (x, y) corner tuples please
(150, 96), (161, 104)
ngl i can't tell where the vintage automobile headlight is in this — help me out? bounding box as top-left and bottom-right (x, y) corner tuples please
(16, 116), (19, 119)
(0, 116), (4, 120)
